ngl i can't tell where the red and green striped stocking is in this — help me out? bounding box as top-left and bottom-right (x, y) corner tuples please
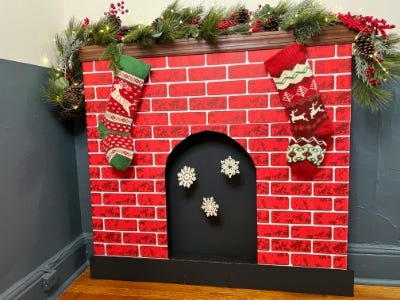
(98, 55), (151, 171)
(264, 43), (334, 178)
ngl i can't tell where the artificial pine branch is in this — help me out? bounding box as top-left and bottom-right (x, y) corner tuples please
(353, 78), (392, 111)
(85, 17), (118, 45)
(101, 43), (121, 74)
(198, 7), (224, 42)
(123, 25), (157, 46)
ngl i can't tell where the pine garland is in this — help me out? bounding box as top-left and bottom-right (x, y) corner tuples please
(44, 0), (400, 120)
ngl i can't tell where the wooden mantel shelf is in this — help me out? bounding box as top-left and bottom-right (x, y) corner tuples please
(79, 25), (355, 61)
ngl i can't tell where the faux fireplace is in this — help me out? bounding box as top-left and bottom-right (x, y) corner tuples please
(80, 25), (355, 296)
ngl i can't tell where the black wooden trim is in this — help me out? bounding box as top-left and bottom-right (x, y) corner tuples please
(90, 256), (354, 296)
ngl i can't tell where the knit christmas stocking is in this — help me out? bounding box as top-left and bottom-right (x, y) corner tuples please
(98, 55), (151, 171)
(264, 42), (334, 177)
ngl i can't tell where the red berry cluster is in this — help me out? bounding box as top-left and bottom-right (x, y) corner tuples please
(217, 17), (238, 30)
(250, 19), (262, 33)
(105, 1), (129, 16)
(338, 12), (395, 39)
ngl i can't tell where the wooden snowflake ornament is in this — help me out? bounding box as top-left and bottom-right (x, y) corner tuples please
(177, 166), (197, 188)
(201, 196), (219, 217)
(220, 155), (240, 178)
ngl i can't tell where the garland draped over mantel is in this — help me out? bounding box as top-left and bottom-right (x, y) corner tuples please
(43, 0), (400, 120)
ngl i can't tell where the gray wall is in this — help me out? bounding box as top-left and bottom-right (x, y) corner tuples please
(0, 59), (86, 298)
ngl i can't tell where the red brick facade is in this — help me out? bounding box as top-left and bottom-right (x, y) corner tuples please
(83, 43), (352, 270)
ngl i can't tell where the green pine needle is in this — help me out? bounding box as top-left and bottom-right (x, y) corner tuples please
(198, 7), (224, 42)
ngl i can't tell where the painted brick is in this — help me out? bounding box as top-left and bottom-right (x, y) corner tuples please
(189, 66), (226, 81)
(190, 96), (227, 110)
(270, 153), (288, 166)
(257, 238), (270, 251)
(230, 123), (268, 137)
(248, 48), (280, 63)
(315, 59), (352, 74)
(257, 210), (269, 223)
(101, 167), (135, 179)
(335, 168), (349, 182)
(105, 219), (138, 231)
(333, 255), (347, 269)
(156, 207), (167, 220)
(169, 82), (205, 97)
(269, 93), (282, 107)
(314, 212), (348, 226)
(139, 220), (167, 232)
(271, 239), (311, 252)
(93, 243), (105, 255)
(93, 231), (122, 243)
(258, 225), (289, 237)
(124, 232), (157, 245)
(305, 45), (335, 58)
(122, 206), (156, 219)
(191, 125), (228, 135)
(248, 109), (287, 123)
(82, 61), (94, 72)
(336, 106), (351, 121)
(83, 72), (113, 86)
(249, 138), (288, 152)
(334, 122), (350, 135)
(136, 167), (164, 179)
(291, 226), (332, 240)
(135, 140), (170, 153)
(257, 196), (289, 209)
(150, 68), (186, 83)
(90, 180), (119, 192)
(106, 244), (139, 257)
(170, 111), (206, 125)
(103, 193), (136, 205)
(135, 113), (169, 126)
(168, 54), (205, 67)
(120, 180), (155, 192)
(337, 44), (353, 57)
(207, 80), (246, 95)
(291, 197), (332, 211)
(92, 205), (120, 218)
(334, 227), (348, 240)
(94, 86), (111, 100)
(258, 252), (289, 265)
(143, 84), (168, 97)
(271, 211), (311, 224)
(270, 123), (291, 137)
(131, 126), (152, 139)
(85, 101), (107, 113)
(87, 140), (99, 152)
(257, 181), (270, 194)
(152, 98), (188, 111)
(136, 99), (150, 112)
(334, 197), (349, 211)
(336, 74), (352, 89)
(207, 51), (246, 65)
(143, 56), (166, 68)
(140, 246), (168, 258)
(94, 60), (111, 71)
(314, 182), (349, 196)
(229, 64), (265, 79)
(335, 137), (350, 151)
(248, 78), (276, 93)
(89, 167), (100, 179)
(257, 167), (289, 181)
(321, 91), (351, 105)
(271, 182), (312, 196)
(137, 194), (166, 206)
(250, 153), (269, 167)
(153, 126), (189, 139)
(313, 241), (347, 255)
(155, 180), (165, 193)
(292, 168), (333, 182)
(208, 110), (246, 124)
(229, 94), (268, 109)
(84, 87), (95, 100)
(157, 233), (168, 245)
(133, 153), (153, 166)
(90, 193), (102, 205)
(86, 127), (99, 139)
(291, 254), (331, 268)
(92, 218), (103, 230)
(315, 75), (334, 90)
(154, 153), (168, 166)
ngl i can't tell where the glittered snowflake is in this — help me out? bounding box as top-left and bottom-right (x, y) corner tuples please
(220, 155), (240, 178)
(177, 166), (196, 188)
(201, 196), (219, 217)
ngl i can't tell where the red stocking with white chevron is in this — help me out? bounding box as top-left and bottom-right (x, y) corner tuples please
(264, 42), (334, 178)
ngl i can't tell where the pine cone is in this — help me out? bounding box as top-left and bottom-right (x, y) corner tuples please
(263, 14), (279, 31)
(235, 8), (250, 24)
(355, 33), (375, 58)
(64, 85), (84, 107)
(107, 14), (122, 29)
(117, 26), (130, 37)
(55, 104), (76, 121)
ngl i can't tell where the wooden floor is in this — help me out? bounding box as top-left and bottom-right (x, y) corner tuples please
(59, 268), (400, 300)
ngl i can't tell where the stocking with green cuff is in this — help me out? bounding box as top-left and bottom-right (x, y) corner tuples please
(264, 42), (334, 178)
(98, 55), (151, 171)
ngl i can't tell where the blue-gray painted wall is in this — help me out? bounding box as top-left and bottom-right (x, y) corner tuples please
(0, 59), (85, 297)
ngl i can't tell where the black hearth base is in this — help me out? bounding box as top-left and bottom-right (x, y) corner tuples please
(90, 256), (354, 296)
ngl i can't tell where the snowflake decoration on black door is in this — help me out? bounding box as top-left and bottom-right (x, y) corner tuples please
(177, 166), (196, 188)
(220, 155), (240, 178)
(201, 196), (219, 217)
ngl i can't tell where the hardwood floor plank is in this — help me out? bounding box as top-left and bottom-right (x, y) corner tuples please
(58, 269), (400, 300)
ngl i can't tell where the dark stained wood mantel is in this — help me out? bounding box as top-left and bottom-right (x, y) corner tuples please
(79, 25), (355, 61)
